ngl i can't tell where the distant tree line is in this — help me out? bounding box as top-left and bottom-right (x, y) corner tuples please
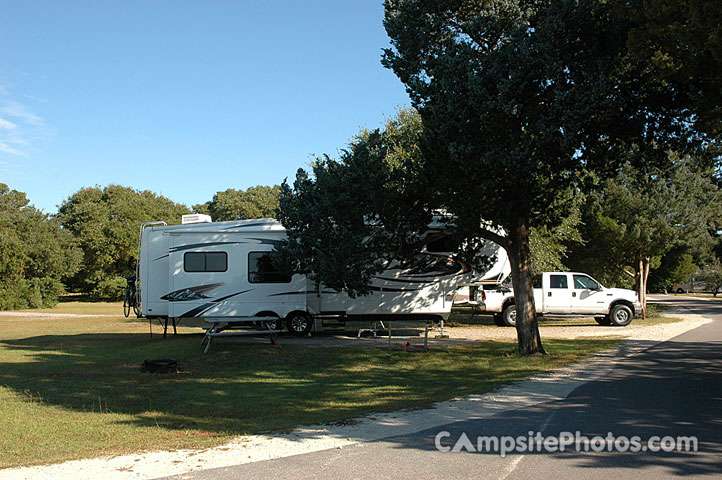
(2, 154), (720, 310)
(0, 184), (81, 309)
(0, 183), (281, 307)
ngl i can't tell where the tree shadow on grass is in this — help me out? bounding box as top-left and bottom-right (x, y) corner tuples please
(0, 332), (575, 438)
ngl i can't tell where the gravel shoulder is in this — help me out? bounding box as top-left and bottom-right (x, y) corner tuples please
(0, 305), (711, 480)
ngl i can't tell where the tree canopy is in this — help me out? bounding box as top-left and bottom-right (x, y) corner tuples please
(565, 155), (720, 312)
(276, 108), (433, 297)
(379, 0), (721, 353)
(58, 185), (189, 298)
(0, 184), (81, 309)
(193, 185), (281, 221)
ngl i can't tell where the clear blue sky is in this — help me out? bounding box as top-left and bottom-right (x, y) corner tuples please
(0, 1), (411, 214)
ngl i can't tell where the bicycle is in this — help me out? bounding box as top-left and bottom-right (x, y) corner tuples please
(123, 275), (140, 318)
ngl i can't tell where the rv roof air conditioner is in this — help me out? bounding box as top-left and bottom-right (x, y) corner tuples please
(182, 214), (213, 224)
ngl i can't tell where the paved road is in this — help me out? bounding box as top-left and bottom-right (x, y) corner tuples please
(167, 296), (722, 479)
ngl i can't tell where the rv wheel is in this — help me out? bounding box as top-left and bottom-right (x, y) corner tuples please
(286, 312), (313, 336)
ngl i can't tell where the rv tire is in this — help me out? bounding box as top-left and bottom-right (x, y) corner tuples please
(287, 312), (313, 336)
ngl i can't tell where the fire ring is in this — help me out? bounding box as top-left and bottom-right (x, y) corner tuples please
(140, 358), (180, 374)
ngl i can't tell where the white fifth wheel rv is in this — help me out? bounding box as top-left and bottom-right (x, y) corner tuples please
(137, 216), (508, 339)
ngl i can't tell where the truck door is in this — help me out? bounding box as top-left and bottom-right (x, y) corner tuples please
(571, 274), (605, 314)
(544, 273), (572, 314)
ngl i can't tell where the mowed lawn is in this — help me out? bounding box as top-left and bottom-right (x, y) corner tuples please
(0, 302), (620, 468)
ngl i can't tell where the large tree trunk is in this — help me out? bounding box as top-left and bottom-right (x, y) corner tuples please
(507, 218), (545, 355)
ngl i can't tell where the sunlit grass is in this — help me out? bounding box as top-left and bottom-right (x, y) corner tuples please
(16, 300), (123, 315)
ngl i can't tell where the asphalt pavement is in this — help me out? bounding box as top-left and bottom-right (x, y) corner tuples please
(165, 296), (722, 480)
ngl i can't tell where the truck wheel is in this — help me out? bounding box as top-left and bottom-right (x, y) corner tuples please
(676, 288), (684, 294)
(493, 314), (505, 326)
(502, 304), (517, 327)
(609, 304), (633, 326)
(286, 312), (313, 336)
(595, 316), (612, 326)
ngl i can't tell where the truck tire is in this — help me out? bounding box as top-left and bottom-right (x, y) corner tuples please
(286, 312), (313, 336)
(595, 316), (612, 326)
(493, 314), (505, 326)
(502, 304), (517, 327)
(609, 304), (633, 326)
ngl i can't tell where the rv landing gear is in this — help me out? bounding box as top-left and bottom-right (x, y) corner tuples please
(148, 317), (178, 338)
(257, 317), (283, 332)
(287, 312), (313, 336)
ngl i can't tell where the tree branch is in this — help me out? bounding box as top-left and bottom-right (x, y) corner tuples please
(477, 226), (510, 250)
(617, 264), (636, 278)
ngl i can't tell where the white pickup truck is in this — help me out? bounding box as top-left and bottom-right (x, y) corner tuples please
(464, 272), (642, 327)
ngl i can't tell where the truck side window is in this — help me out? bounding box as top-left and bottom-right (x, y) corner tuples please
(248, 252), (292, 283)
(184, 252), (227, 272)
(573, 275), (599, 290)
(549, 275), (568, 289)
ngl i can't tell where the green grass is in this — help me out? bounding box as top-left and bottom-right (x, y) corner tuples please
(449, 302), (679, 327)
(17, 300), (122, 316)
(0, 308), (619, 468)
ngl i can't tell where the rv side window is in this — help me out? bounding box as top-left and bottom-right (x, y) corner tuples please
(248, 252), (292, 283)
(184, 252), (228, 272)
